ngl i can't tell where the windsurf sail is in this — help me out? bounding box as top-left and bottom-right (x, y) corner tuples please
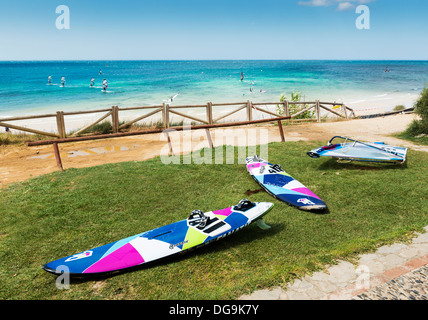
(307, 136), (407, 164)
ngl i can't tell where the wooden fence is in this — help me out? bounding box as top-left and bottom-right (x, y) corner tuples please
(0, 100), (355, 139)
(27, 115), (292, 171)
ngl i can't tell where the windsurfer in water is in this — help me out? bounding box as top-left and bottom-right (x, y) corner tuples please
(241, 72), (244, 81)
(60, 77), (66, 87)
(48, 75), (52, 84)
(102, 79), (108, 91)
(90, 78), (95, 87)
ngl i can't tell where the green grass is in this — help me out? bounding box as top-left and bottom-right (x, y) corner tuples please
(1, 141), (428, 300)
(0, 132), (50, 146)
(394, 131), (428, 146)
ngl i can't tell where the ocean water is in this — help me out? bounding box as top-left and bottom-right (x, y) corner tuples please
(0, 60), (427, 120)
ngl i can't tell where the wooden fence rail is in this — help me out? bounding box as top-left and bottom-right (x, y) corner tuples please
(27, 115), (292, 171)
(1, 100), (354, 139)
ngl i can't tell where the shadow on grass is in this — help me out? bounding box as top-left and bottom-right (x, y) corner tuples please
(316, 158), (408, 171)
(49, 222), (286, 284)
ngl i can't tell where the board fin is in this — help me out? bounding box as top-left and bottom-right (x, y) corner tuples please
(255, 218), (271, 230)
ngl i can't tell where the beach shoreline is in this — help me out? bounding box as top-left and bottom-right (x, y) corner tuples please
(0, 90), (419, 136)
(1, 60), (425, 135)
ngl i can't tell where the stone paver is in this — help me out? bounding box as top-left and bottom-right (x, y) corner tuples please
(353, 265), (428, 300)
(239, 226), (428, 300)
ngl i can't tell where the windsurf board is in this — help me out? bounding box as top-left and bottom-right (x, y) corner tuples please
(43, 199), (273, 276)
(246, 156), (327, 212)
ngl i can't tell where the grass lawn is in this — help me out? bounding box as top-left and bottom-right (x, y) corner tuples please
(393, 131), (428, 146)
(1, 141), (427, 300)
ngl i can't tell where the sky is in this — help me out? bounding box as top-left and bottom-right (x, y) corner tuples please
(0, 0), (427, 60)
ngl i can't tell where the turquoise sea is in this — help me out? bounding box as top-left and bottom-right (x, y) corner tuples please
(0, 60), (427, 120)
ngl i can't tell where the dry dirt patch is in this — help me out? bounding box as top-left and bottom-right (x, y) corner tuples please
(0, 113), (422, 188)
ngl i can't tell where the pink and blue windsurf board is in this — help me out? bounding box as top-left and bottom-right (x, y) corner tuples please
(246, 156), (327, 212)
(43, 199), (273, 276)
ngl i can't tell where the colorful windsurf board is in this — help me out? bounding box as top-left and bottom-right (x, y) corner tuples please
(246, 155), (327, 212)
(43, 199), (273, 276)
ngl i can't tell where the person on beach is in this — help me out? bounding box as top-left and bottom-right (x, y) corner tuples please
(102, 79), (108, 91)
(61, 77), (66, 87)
(48, 75), (52, 84)
(5, 127), (10, 133)
(90, 78), (95, 87)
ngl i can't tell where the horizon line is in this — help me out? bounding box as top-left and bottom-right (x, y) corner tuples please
(1, 58), (427, 62)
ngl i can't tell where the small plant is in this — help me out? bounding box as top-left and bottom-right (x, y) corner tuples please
(393, 105), (405, 111)
(88, 121), (113, 134)
(277, 90), (315, 120)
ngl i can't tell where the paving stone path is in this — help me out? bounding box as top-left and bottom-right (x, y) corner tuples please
(239, 226), (428, 300)
(353, 264), (427, 300)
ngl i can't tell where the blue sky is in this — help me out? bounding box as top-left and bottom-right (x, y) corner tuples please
(0, 0), (427, 60)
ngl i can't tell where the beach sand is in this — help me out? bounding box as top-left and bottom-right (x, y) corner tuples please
(0, 87), (419, 136)
(0, 113), (425, 188)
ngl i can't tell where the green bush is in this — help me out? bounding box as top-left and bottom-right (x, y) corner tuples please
(277, 90), (315, 120)
(414, 85), (428, 123)
(406, 120), (428, 136)
(404, 85), (428, 136)
(88, 121), (113, 134)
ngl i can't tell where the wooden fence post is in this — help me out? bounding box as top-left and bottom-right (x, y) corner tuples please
(206, 102), (213, 125)
(56, 111), (66, 139)
(164, 103), (170, 128)
(284, 100), (290, 117)
(205, 128), (214, 148)
(111, 106), (119, 133)
(246, 100), (252, 121)
(316, 100), (321, 122)
(53, 142), (64, 171)
(277, 120), (285, 142)
(164, 131), (174, 155)
(161, 103), (166, 129)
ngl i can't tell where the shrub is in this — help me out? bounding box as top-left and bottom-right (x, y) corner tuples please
(406, 119), (428, 136)
(277, 90), (315, 120)
(404, 85), (428, 136)
(87, 121), (113, 134)
(414, 85), (428, 123)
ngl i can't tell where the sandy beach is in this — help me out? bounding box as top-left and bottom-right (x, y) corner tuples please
(0, 88), (419, 141)
(0, 112), (425, 189)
